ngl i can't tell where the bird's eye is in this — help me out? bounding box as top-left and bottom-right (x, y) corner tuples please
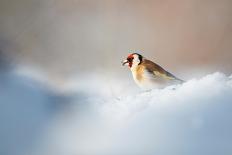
(127, 57), (134, 62)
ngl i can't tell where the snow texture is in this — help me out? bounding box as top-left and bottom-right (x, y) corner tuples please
(0, 70), (232, 155)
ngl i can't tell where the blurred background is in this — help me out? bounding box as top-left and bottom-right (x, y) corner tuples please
(0, 0), (232, 155)
(1, 0), (232, 79)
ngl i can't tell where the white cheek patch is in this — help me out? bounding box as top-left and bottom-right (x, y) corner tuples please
(135, 58), (140, 64)
(130, 55), (141, 69)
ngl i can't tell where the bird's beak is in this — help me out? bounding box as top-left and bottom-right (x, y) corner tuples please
(122, 60), (129, 66)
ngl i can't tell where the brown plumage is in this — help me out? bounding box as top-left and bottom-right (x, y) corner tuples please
(141, 59), (183, 82)
(122, 53), (183, 89)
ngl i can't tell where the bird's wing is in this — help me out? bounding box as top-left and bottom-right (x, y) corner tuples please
(142, 59), (183, 81)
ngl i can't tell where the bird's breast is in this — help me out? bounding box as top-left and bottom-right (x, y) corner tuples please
(131, 67), (144, 87)
(131, 66), (154, 89)
(131, 66), (172, 89)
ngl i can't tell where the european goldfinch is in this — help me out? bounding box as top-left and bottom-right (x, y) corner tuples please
(122, 53), (184, 89)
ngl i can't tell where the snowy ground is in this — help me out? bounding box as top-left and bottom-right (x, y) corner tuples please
(0, 68), (232, 155)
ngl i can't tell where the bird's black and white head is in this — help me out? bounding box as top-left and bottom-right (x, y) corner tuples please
(122, 53), (143, 69)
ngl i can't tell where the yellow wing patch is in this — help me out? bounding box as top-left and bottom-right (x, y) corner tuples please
(153, 71), (176, 80)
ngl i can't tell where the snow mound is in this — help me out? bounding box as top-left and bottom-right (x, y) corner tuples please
(38, 72), (232, 155)
(1, 70), (232, 155)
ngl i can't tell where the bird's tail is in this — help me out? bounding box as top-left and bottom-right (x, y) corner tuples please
(175, 77), (185, 83)
(166, 71), (185, 83)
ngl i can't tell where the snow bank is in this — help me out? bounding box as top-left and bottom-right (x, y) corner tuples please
(37, 72), (232, 155)
(1, 70), (232, 155)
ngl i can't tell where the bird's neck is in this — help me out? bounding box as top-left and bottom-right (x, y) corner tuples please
(131, 65), (144, 81)
(130, 64), (139, 71)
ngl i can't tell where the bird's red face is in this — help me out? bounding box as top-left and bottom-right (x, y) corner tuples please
(122, 54), (134, 68)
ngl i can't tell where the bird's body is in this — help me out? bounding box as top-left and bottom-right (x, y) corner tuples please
(122, 53), (183, 89)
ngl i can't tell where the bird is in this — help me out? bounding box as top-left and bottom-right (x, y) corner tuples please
(122, 53), (184, 89)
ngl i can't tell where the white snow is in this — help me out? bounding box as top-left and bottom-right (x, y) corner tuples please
(37, 72), (232, 155)
(1, 70), (232, 155)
